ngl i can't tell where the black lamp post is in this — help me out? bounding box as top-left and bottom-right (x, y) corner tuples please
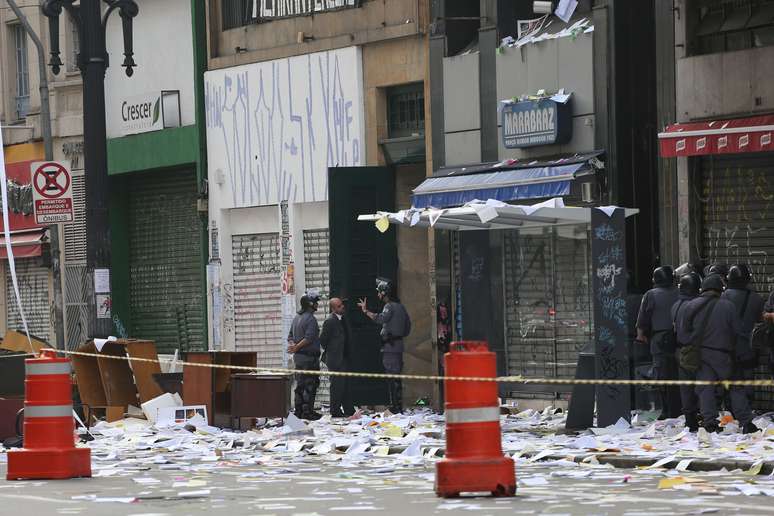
(42, 0), (138, 340)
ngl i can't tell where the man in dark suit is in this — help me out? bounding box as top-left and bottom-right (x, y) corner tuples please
(320, 297), (355, 417)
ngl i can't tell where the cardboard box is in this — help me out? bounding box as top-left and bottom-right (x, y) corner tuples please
(0, 330), (51, 354)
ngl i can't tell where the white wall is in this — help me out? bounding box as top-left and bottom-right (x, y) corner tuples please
(204, 46), (365, 208)
(104, 0), (196, 138)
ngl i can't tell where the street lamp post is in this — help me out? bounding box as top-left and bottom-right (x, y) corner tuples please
(42, 0), (138, 339)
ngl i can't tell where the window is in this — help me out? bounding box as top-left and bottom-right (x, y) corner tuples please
(689, 0), (774, 56)
(387, 83), (425, 139)
(67, 15), (80, 72)
(12, 24), (29, 119)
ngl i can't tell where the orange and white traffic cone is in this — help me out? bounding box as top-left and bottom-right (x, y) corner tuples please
(6, 349), (91, 480)
(435, 341), (515, 497)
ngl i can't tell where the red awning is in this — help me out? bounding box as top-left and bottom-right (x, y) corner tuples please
(658, 115), (774, 158)
(0, 230), (46, 259)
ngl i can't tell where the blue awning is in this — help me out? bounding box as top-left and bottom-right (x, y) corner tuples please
(411, 162), (586, 209)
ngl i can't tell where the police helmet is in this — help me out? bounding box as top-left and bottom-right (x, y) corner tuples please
(701, 274), (724, 293)
(652, 266), (674, 288)
(299, 289), (321, 311)
(726, 264), (752, 288)
(376, 277), (394, 297)
(678, 272), (701, 296)
(706, 263), (729, 279)
(675, 262), (699, 278)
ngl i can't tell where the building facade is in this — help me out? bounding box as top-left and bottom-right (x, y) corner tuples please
(656, 0), (774, 409)
(0, 1), (85, 347)
(427, 0), (660, 402)
(105, 0), (209, 354)
(204, 0), (434, 407)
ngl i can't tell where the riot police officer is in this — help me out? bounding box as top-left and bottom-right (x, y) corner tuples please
(636, 266), (681, 419)
(703, 263), (729, 285)
(287, 291), (322, 420)
(679, 274), (758, 433)
(358, 278), (411, 414)
(722, 264), (764, 405)
(672, 272), (702, 431)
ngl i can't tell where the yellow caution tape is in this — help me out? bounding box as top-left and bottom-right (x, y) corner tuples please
(44, 348), (774, 389)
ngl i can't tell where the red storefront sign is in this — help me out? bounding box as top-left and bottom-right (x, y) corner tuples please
(658, 115), (774, 158)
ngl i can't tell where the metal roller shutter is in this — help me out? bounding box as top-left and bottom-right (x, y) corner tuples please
(699, 154), (774, 410)
(129, 170), (204, 354)
(503, 225), (592, 398)
(232, 233), (282, 365)
(304, 228), (330, 408)
(6, 259), (50, 341)
(552, 225), (593, 381)
(64, 173), (88, 349)
(504, 229), (555, 388)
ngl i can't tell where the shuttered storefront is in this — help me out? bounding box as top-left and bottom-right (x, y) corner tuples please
(303, 228), (330, 408)
(6, 259), (50, 341)
(502, 225), (592, 398)
(231, 233), (282, 365)
(129, 170), (204, 354)
(699, 154), (774, 410)
(64, 173), (88, 349)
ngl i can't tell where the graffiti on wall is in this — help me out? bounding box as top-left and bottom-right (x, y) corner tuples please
(204, 46), (363, 208)
(697, 165), (774, 294)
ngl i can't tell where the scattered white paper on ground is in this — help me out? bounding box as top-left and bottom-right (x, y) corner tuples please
(648, 455), (677, 469)
(521, 475), (549, 486)
(676, 459), (693, 472)
(401, 441), (422, 457)
(286, 412), (309, 432)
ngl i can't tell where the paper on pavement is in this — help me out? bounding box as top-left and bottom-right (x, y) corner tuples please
(285, 412), (309, 432)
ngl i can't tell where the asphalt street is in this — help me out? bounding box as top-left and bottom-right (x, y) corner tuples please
(2, 457), (774, 515)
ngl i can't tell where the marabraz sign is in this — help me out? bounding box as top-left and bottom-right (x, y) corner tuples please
(501, 98), (572, 148)
(30, 161), (74, 225)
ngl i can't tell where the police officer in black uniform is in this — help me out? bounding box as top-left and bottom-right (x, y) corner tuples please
(358, 278), (411, 414)
(703, 263), (729, 285)
(636, 266), (681, 419)
(679, 274), (759, 433)
(672, 272), (702, 431)
(722, 264), (764, 405)
(287, 292), (322, 420)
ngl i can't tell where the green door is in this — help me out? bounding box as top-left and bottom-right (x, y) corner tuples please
(128, 169), (205, 354)
(329, 166), (396, 406)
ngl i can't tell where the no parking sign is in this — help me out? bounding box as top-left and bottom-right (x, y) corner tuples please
(30, 161), (74, 224)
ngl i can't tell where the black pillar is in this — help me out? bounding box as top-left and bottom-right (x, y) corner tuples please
(81, 0), (112, 338)
(43, 0), (138, 339)
(591, 208), (631, 426)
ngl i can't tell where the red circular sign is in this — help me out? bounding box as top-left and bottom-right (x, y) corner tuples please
(33, 162), (70, 199)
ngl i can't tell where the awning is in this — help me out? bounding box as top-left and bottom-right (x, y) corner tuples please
(410, 151), (603, 209)
(358, 198), (639, 232)
(0, 230), (46, 259)
(658, 115), (774, 157)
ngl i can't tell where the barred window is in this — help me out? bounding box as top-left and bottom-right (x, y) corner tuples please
(387, 83), (425, 139)
(689, 0), (774, 56)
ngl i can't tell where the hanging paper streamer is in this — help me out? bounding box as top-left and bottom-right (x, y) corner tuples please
(0, 180), (33, 215)
(375, 216), (390, 233)
(0, 128), (33, 351)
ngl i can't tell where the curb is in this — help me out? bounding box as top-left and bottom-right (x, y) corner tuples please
(524, 452), (774, 475)
(377, 444), (773, 475)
